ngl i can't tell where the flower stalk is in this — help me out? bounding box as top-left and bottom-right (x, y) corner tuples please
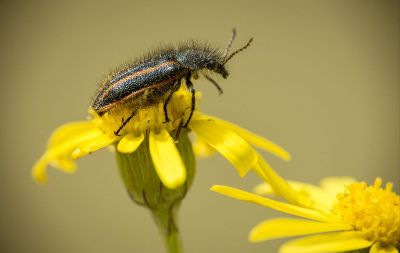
(115, 130), (195, 253)
(152, 206), (182, 253)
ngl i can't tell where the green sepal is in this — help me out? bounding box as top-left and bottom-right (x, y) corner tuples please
(115, 130), (195, 209)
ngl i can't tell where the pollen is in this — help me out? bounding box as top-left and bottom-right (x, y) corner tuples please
(332, 177), (400, 245)
(91, 87), (202, 137)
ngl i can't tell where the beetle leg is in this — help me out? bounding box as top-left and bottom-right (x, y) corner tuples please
(114, 107), (139, 136)
(204, 74), (223, 95)
(174, 118), (185, 142)
(163, 81), (181, 123)
(184, 73), (196, 128)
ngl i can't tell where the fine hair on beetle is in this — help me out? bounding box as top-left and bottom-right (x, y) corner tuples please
(92, 29), (253, 136)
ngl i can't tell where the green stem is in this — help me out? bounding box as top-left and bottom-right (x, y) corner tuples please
(152, 206), (183, 253)
(164, 226), (182, 253)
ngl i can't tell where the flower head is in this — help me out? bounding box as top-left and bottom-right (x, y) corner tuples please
(212, 176), (400, 253)
(33, 87), (290, 190)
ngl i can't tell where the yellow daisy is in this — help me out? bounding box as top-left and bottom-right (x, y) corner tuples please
(33, 87), (291, 189)
(212, 176), (400, 253)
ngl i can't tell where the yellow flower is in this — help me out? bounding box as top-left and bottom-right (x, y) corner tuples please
(33, 87), (290, 189)
(212, 177), (400, 253)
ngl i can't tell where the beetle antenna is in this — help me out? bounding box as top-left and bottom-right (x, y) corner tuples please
(222, 28), (237, 59)
(223, 37), (253, 65)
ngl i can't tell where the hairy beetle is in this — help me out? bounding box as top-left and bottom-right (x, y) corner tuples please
(92, 29), (253, 136)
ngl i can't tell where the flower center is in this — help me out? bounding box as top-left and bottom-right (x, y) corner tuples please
(332, 178), (400, 245)
(91, 87), (201, 137)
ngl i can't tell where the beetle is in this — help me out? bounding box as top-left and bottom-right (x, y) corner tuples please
(92, 29), (253, 136)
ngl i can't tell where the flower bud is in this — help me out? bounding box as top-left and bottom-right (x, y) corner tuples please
(115, 130), (195, 210)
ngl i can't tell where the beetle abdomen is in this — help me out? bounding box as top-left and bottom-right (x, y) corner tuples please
(93, 56), (186, 114)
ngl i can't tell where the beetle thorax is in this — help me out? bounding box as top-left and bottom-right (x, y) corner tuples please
(176, 49), (228, 78)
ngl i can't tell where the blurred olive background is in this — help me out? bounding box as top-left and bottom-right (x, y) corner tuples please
(0, 1), (398, 252)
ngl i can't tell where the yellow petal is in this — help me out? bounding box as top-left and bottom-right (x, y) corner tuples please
(46, 127), (109, 160)
(149, 129), (186, 189)
(33, 124), (114, 183)
(254, 180), (336, 213)
(254, 182), (275, 195)
(319, 177), (357, 197)
(33, 153), (78, 183)
(191, 119), (257, 177)
(48, 121), (96, 147)
(75, 129), (114, 149)
(199, 114), (291, 161)
(50, 158), (77, 173)
(117, 133), (144, 153)
(370, 242), (399, 253)
(253, 157), (302, 206)
(32, 157), (49, 183)
(280, 231), (373, 253)
(70, 133), (115, 159)
(254, 181), (323, 197)
(192, 136), (216, 157)
(249, 218), (352, 242)
(211, 185), (332, 222)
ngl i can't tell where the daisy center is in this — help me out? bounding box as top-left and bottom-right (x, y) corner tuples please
(332, 178), (400, 245)
(91, 88), (201, 137)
